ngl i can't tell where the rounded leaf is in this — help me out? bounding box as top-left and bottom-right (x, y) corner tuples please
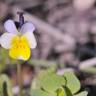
(63, 72), (81, 94)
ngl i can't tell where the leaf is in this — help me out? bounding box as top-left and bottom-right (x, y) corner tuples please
(37, 71), (66, 92)
(63, 72), (81, 94)
(64, 86), (73, 96)
(40, 74), (66, 92)
(74, 91), (88, 96)
(49, 92), (57, 96)
(57, 86), (73, 96)
(31, 89), (57, 96)
(57, 87), (67, 96)
(0, 74), (13, 96)
(31, 89), (49, 96)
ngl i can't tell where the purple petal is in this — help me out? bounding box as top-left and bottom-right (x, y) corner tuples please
(4, 19), (18, 34)
(20, 22), (35, 34)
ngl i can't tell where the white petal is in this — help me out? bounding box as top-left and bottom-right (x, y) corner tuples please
(0, 33), (16, 49)
(23, 32), (37, 49)
(20, 22), (35, 33)
(4, 19), (18, 34)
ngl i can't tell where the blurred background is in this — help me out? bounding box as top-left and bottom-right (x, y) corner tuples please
(0, 0), (96, 96)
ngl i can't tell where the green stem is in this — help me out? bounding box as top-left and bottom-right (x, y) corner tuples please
(17, 61), (23, 96)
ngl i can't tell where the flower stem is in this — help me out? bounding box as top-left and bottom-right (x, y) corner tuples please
(17, 61), (23, 96)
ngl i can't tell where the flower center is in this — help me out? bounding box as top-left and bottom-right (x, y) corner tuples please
(9, 36), (30, 60)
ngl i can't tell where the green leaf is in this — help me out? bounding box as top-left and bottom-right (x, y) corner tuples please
(31, 69), (56, 90)
(57, 87), (67, 96)
(31, 89), (57, 96)
(0, 74), (13, 96)
(31, 78), (41, 90)
(74, 91), (88, 96)
(37, 71), (66, 92)
(65, 86), (73, 96)
(31, 89), (49, 96)
(49, 92), (57, 96)
(63, 72), (81, 94)
(57, 86), (73, 96)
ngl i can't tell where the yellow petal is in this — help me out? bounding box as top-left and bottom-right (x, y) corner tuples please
(9, 36), (31, 60)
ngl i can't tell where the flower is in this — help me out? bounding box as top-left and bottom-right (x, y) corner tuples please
(0, 19), (37, 61)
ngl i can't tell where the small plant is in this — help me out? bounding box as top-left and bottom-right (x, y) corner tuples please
(0, 12), (37, 96)
(31, 70), (88, 96)
(0, 13), (88, 96)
